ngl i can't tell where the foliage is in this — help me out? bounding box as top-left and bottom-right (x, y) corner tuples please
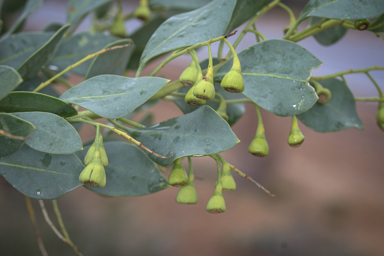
(0, 0), (383, 255)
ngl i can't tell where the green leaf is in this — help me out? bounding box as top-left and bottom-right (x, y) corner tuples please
(298, 0), (384, 22)
(139, 0), (236, 70)
(67, 0), (112, 23)
(76, 142), (169, 196)
(149, 0), (212, 10)
(0, 32), (53, 69)
(310, 17), (347, 45)
(15, 76), (60, 98)
(0, 65), (23, 101)
(11, 112), (83, 154)
(0, 145), (83, 199)
(43, 22), (64, 32)
(0, 92), (78, 117)
(17, 24), (70, 80)
(0, 113), (35, 157)
(224, 0), (272, 34)
(215, 39), (322, 117)
(127, 15), (167, 69)
(60, 75), (169, 118)
(297, 78), (364, 132)
(127, 105), (240, 166)
(1, 0), (42, 38)
(85, 39), (134, 80)
(371, 13), (384, 32)
(49, 32), (117, 76)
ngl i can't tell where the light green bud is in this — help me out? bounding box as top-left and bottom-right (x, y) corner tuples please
(220, 68), (244, 93)
(168, 159), (188, 186)
(193, 79), (215, 100)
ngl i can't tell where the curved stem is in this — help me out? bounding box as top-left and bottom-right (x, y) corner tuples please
(116, 118), (144, 128)
(218, 40), (225, 60)
(25, 196), (48, 256)
(311, 66), (384, 80)
(244, 29), (267, 41)
(289, 19), (342, 42)
(355, 97), (384, 102)
(365, 72), (383, 97)
(278, 2), (296, 25)
(52, 200), (70, 241)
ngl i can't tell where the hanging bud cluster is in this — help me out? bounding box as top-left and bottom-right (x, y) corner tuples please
(288, 115), (305, 147)
(248, 105), (269, 157)
(79, 132), (108, 188)
(193, 44), (216, 101)
(170, 158), (198, 204)
(220, 38), (244, 93)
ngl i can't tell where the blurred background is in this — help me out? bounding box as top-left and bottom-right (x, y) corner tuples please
(1, 0), (384, 255)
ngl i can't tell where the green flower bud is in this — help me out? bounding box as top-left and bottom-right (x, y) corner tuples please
(168, 159), (188, 186)
(221, 163), (236, 191)
(248, 133), (269, 157)
(132, 2), (151, 21)
(216, 107), (229, 121)
(97, 135), (108, 166)
(220, 68), (244, 93)
(316, 87), (332, 104)
(354, 19), (370, 30)
(288, 115), (305, 148)
(376, 101), (384, 131)
(193, 78), (215, 100)
(84, 143), (96, 166)
(206, 183), (226, 214)
(110, 14), (126, 37)
(175, 183), (198, 204)
(79, 154), (106, 187)
(185, 85), (206, 106)
(179, 62), (198, 87)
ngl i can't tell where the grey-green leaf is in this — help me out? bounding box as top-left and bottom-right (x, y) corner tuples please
(67, 0), (112, 23)
(297, 78), (364, 132)
(139, 0), (236, 70)
(76, 142), (169, 196)
(1, 0), (43, 38)
(215, 39), (322, 117)
(85, 39), (134, 80)
(299, 0), (384, 22)
(126, 105), (240, 166)
(310, 17), (347, 45)
(11, 112), (83, 154)
(49, 32), (117, 76)
(149, 0), (212, 10)
(0, 32), (53, 69)
(0, 145), (83, 199)
(127, 15), (167, 69)
(224, 0), (272, 34)
(0, 65), (23, 101)
(0, 92), (78, 117)
(0, 113), (35, 157)
(17, 24), (70, 80)
(60, 75), (169, 118)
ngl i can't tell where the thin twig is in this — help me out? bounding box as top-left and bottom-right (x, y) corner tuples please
(0, 129), (31, 140)
(25, 196), (49, 256)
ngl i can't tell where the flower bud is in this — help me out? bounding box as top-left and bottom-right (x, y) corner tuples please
(220, 68), (244, 93)
(288, 115), (305, 148)
(79, 154), (106, 187)
(193, 78), (215, 100)
(84, 135), (108, 166)
(206, 183), (226, 214)
(84, 143), (96, 166)
(248, 133), (269, 157)
(132, 2), (151, 21)
(97, 135), (108, 166)
(354, 19), (370, 30)
(377, 101), (384, 131)
(221, 163), (236, 191)
(110, 14), (126, 37)
(316, 87), (332, 104)
(175, 183), (198, 204)
(168, 159), (188, 186)
(179, 62), (198, 87)
(216, 106), (229, 121)
(185, 85), (206, 106)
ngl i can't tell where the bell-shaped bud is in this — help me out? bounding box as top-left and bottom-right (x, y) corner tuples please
(316, 87), (332, 104)
(84, 135), (108, 166)
(221, 163), (236, 191)
(79, 153), (106, 187)
(132, 1), (151, 21)
(110, 13), (126, 37)
(168, 159), (188, 186)
(97, 135), (108, 166)
(185, 85), (206, 106)
(354, 19), (370, 30)
(377, 101), (384, 131)
(288, 115), (305, 148)
(206, 183), (226, 214)
(175, 183), (198, 204)
(193, 78), (215, 100)
(248, 133), (269, 157)
(220, 68), (244, 93)
(179, 61), (198, 87)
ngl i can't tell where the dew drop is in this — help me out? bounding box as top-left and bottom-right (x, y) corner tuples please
(36, 190), (41, 195)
